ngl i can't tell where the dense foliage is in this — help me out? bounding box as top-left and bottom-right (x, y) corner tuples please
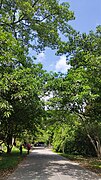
(1, 0), (101, 158)
(0, 0), (74, 152)
(45, 26), (101, 157)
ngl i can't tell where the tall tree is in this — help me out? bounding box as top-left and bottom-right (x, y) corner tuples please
(0, 0), (75, 52)
(50, 26), (101, 157)
(0, 0), (75, 152)
(0, 62), (46, 152)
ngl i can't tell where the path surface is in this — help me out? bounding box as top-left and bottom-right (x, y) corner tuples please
(7, 147), (101, 180)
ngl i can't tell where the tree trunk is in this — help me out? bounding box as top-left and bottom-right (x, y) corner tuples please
(87, 134), (101, 158)
(7, 144), (12, 153)
(62, 145), (65, 154)
(6, 135), (13, 153)
(78, 114), (101, 157)
(95, 138), (101, 158)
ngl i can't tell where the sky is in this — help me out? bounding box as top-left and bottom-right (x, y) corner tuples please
(36, 0), (101, 73)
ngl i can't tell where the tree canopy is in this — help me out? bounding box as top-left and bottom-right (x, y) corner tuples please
(0, 0), (75, 152)
(1, 0), (101, 157)
(45, 26), (101, 157)
(0, 0), (74, 52)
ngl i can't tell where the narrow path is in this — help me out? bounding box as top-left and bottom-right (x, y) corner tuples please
(7, 148), (101, 180)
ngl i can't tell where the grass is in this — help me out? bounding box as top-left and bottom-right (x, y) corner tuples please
(0, 146), (27, 179)
(59, 153), (101, 175)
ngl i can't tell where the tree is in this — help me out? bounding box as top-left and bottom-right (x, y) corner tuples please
(0, 0), (75, 52)
(0, 28), (48, 152)
(44, 26), (101, 157)
(57, 27), (101, 157)
(66, 27), (101, 157)
(0, 0), (75, 152)
(0, 63), (46, 152)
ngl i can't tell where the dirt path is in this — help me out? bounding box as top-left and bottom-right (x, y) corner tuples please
(7, 147), (101, 180)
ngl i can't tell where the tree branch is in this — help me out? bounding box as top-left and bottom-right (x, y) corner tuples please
(0, 0), (3, 9)
(32, 0), (39, 8)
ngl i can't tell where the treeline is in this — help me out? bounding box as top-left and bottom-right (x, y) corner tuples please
(0, 0), (101, 157)
(0, 0), (74, 153)
(43, 27), (101, 158)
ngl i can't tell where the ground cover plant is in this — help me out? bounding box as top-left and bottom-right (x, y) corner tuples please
(0, 146), (27, 179)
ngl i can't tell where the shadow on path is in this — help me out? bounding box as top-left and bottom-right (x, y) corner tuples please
(7, 148), (101, 180)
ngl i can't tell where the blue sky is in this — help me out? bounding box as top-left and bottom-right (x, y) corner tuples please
(36, 0), (101, 73)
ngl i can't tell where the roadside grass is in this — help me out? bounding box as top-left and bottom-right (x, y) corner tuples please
(59, 153), (101, 175)
(0, 146), (27, 179)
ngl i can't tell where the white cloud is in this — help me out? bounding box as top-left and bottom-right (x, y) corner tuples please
(37, 52), (45, 62)
(55, 55), (71, 73)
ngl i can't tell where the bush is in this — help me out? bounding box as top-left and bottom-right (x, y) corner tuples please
(52, 124), (96, 156)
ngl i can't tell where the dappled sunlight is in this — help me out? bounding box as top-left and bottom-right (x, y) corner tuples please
(8, 148), (101, 180)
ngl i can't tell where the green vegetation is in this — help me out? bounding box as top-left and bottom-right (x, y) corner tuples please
(0, 1), (101, 177)
(43, 26), (101, 158)
(0, 152), (25, 170)
(0, 147), (27, 179)
(0, 0), (74, 153)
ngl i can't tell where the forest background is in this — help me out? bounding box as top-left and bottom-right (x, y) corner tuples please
(0, 0), (101, 160)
